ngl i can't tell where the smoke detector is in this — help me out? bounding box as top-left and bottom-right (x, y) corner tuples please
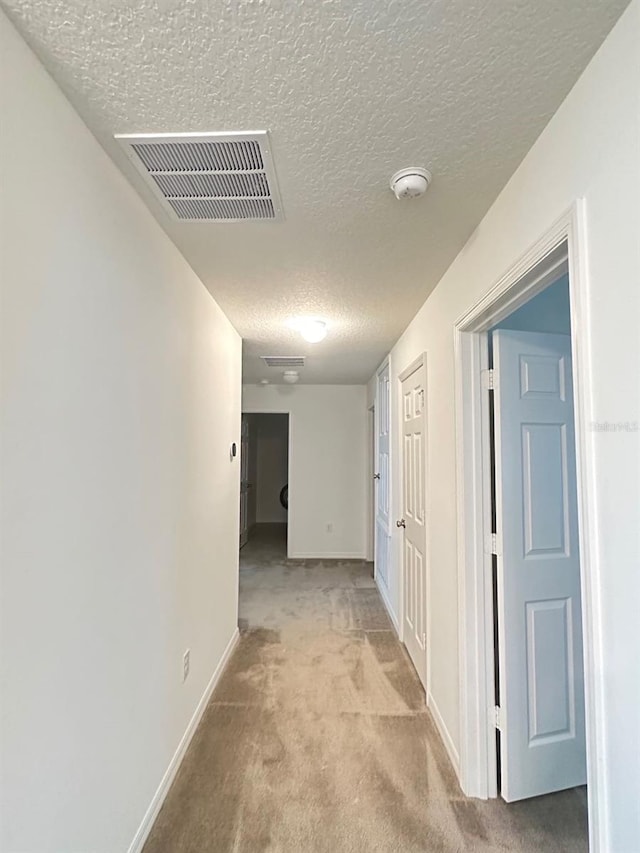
(390, 168), (432, 200)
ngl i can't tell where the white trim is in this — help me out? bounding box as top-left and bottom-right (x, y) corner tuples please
(128, 628), (240, 853)
(456, 245), (569, 332)
(453, 201), (605, 850)
(374, 355), (391, 379)
(566, 201), (607, 853)
(454, 328), (497, 799)
(376, 574), (400, 635)
(427, 691), (460, 774)
(398, 352), (426, 383)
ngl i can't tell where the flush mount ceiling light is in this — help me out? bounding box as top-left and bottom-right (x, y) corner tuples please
(283, 370), (300, 384)
(295, 318), (328, 343)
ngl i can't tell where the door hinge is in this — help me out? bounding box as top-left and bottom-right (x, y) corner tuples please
(493, 705), (502, 730)
(485, 532), (499, 555)
(481, 368), (495, 391)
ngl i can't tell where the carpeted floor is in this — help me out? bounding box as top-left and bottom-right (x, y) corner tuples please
(143, 523), (588, 852)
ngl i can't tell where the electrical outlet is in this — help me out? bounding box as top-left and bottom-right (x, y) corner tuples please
(326, 522), (333, 533)
(183, 649), (190, 683)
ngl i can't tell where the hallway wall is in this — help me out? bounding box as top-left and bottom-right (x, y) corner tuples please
(376, 3), (639, 849)
(242, 384), (368, 558)
(0, 13), (241, 853)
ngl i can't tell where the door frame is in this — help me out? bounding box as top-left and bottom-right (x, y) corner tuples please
(398, 353), (429, 691)
(453, 201), (604, 849)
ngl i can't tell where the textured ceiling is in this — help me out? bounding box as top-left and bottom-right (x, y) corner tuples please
(2, 0), (628, 384)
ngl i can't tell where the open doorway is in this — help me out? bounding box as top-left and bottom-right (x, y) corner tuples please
(455, 207), (599, 846)
(239, 413), (289, 552)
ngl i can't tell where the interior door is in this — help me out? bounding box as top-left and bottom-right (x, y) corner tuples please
(239, 415), (250, 549)
(374, 364), (391, 589)
(493, 330), (586, 801)
(399, 363), (427, 688)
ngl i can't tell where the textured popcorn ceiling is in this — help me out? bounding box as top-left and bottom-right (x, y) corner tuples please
(2, 0), (628, 383)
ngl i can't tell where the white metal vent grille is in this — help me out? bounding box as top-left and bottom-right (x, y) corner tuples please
(115, 132), (283, 222)
(261, 356), (306, 368)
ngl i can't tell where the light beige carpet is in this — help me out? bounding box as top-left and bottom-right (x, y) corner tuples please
(143, 524), (587, 853)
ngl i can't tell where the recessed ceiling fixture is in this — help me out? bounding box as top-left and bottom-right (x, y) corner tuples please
(390, 167), (432, 200)
(115, 131), (283, 222)
(292, 318), (328, 343)
(283, 370), (300, 384)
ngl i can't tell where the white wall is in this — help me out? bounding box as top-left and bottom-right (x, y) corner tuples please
(0, 14), (241, 853)
(377, 3), (639, 849)
(255, 414), (289, 523)
(242, 385), (368, 558)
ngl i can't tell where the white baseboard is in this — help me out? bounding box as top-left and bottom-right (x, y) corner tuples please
(375, 575), (400, 635)
(427, 690), (460, 775)
(128, 627), (240, 853)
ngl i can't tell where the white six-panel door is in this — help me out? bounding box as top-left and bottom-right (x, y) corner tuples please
(493, 330), (586, 801)
(400, 363), (427, 689)
(375, 364), (391, 589)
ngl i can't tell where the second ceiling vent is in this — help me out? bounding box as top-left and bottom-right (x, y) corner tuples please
(261, 356), (305, 369)
(115, 131), (283, 222)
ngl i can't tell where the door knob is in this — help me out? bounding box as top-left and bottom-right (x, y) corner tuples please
(373, 473), (380, 480)
(396, 519), (406, 528)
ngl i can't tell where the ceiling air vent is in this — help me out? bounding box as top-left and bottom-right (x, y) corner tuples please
(261, 356), (306, 369)
(115, 131), (283, 222)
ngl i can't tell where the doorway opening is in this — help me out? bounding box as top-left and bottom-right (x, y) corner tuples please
(455, 205), (601, 847)
(240, 413), (290, 552)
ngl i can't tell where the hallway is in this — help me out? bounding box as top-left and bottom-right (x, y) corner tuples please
(143, 525), (587, 852)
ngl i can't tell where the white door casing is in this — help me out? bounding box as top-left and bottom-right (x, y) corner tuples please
(375, 364), (391, 590)
(493, 330), (586, 801)
(400, 362), (428, 689)
(239, 415), (250, 549)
